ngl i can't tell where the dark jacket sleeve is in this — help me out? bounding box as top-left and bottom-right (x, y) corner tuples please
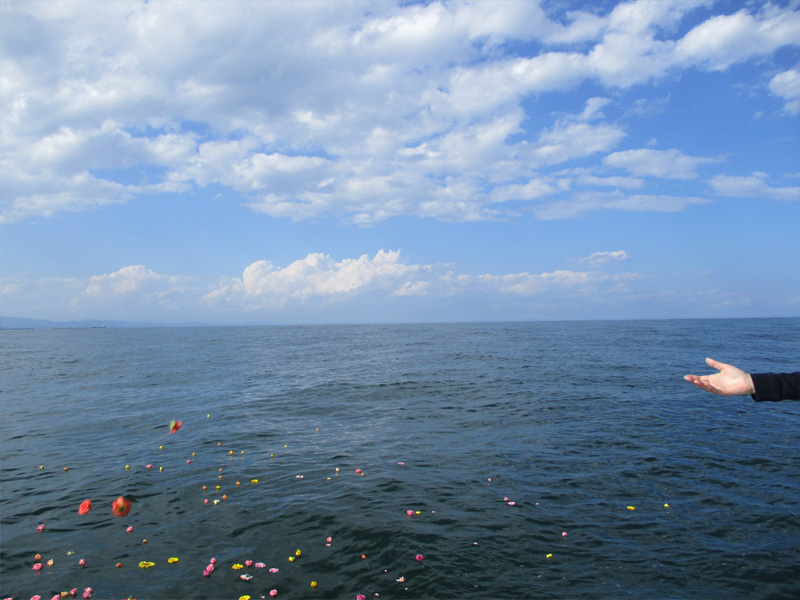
(751, 372), (800, 402)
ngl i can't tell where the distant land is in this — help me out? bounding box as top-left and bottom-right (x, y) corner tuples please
(0, 316), (156, 329)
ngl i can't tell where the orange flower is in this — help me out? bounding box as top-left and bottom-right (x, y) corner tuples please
(78, 499), (92, 515)
(112, 496), (131, 517)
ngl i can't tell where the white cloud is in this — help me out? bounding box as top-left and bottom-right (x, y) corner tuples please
(2, 0), (798, 224)
(709, 174), (800, 201)
(603, 148), (717, 179)
(769, 67), (800, 114)
(578, 250), (630, 265)
(674, 6), (800, 71)
(533, 191), (710, 219)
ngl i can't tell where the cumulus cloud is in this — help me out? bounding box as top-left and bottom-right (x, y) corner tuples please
(2, 0), (798, 224)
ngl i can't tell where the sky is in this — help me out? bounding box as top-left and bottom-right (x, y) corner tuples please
(1, 0), (799, 325)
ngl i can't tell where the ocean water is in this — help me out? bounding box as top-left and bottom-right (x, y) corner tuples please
(1, 318), (798, 600)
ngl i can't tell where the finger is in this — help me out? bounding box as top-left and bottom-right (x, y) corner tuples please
(705, 357), (728, 371)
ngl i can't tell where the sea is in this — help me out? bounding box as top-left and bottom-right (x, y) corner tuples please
(1, 318), (799, 600)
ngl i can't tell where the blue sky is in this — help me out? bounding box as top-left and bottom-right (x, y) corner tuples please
(1, 0), (799, 324)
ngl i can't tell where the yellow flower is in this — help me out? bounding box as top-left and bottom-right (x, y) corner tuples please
(310, 581), (318, 588)
(138, 561), (155, 569)
(240, 596), (251, 600)
(232, 563), (244, 570)
(251, 479), (259, 484)
(167, 557), (179, 564)
(288, 556), (295, 562)
(546, 553), (553, 559)
(627, 506), (636, 511)
(295, 549), (302, 556)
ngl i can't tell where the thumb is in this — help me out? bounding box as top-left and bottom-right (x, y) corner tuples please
(705, 357), (728, 371)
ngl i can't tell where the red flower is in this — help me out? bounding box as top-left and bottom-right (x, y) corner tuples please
(169, 420), (182, 434)
(112, 496), (131, 517)
(78, 499), (92, 515)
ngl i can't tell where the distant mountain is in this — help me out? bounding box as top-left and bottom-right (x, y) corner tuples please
(0, 316), (154, 329)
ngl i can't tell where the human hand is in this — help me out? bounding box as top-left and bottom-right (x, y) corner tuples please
(684, 357), (755, 396)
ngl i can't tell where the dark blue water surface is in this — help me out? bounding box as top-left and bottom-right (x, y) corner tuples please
(2, 319), (799, 600)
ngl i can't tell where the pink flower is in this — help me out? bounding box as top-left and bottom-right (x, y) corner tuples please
(209, 558), (217, 564)
(37, 524), (46, 532)
(255, 562), (266, 568)
(562, 531), (568, 537)
(82, 588), (92, 599)
(78, 558), (86, 566)
(406, 510), (414, 516)
(32, 562), (43, 571)
(269, 567), (279, 573)
(69, 589), (78, 597)
(357, 595), (366, 600)
(245, 560), (253, 567)
(508, 501), (516, 506)
(415, 554), (424, 562)
(355, 469), (362, 474)
(51, 595), (61, 600)
(269, 590), (278, 597)
(31, 596), (42, 600)
(126, 526), (134, 533)
(203, 568), (211, 578)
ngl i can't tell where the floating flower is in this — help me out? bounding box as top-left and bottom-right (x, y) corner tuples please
(32, 562), (43, 571)
(112, 496), (131, 517)
(664, 503), (670, 508)
(167, 557), (179, 564)
(310, 581), (317, 588)
(406, 510), (414, 516)
(116, 563), (123, 568)
(255, 562), (266, 568)
(357, 595), (366, 600)
(37, 524), (46, 532)
(47, 559), (55, 566)
(251, 479), (259, 484)
(295, 549), (302, 557)
(269, 591), (277, 598)
(126, 526), (133, 533)
(78, 499), (92, 515)
(396, 577), (405, 582)
(239, 596), (251, 600)
(169, 420), (182, 434)
(139, 561), (155, 569)
(35, 554), (42, 560)
(562, 532), (568, 537)
(245, 560), (253, 567)
(78, 559), (86, 567)
(415, 554), (424, 562)
(627, 506), (636, 511)
(210, 558), (217, 564)
(232, 563), (243, 570)
(69, 590), (77, 597)
(82, 588), (92, 599)
(288, 557), (295, 562)
(269, 567), (279, 573)
(240, 573), (253, 581)
(508, 501), (516, 506)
